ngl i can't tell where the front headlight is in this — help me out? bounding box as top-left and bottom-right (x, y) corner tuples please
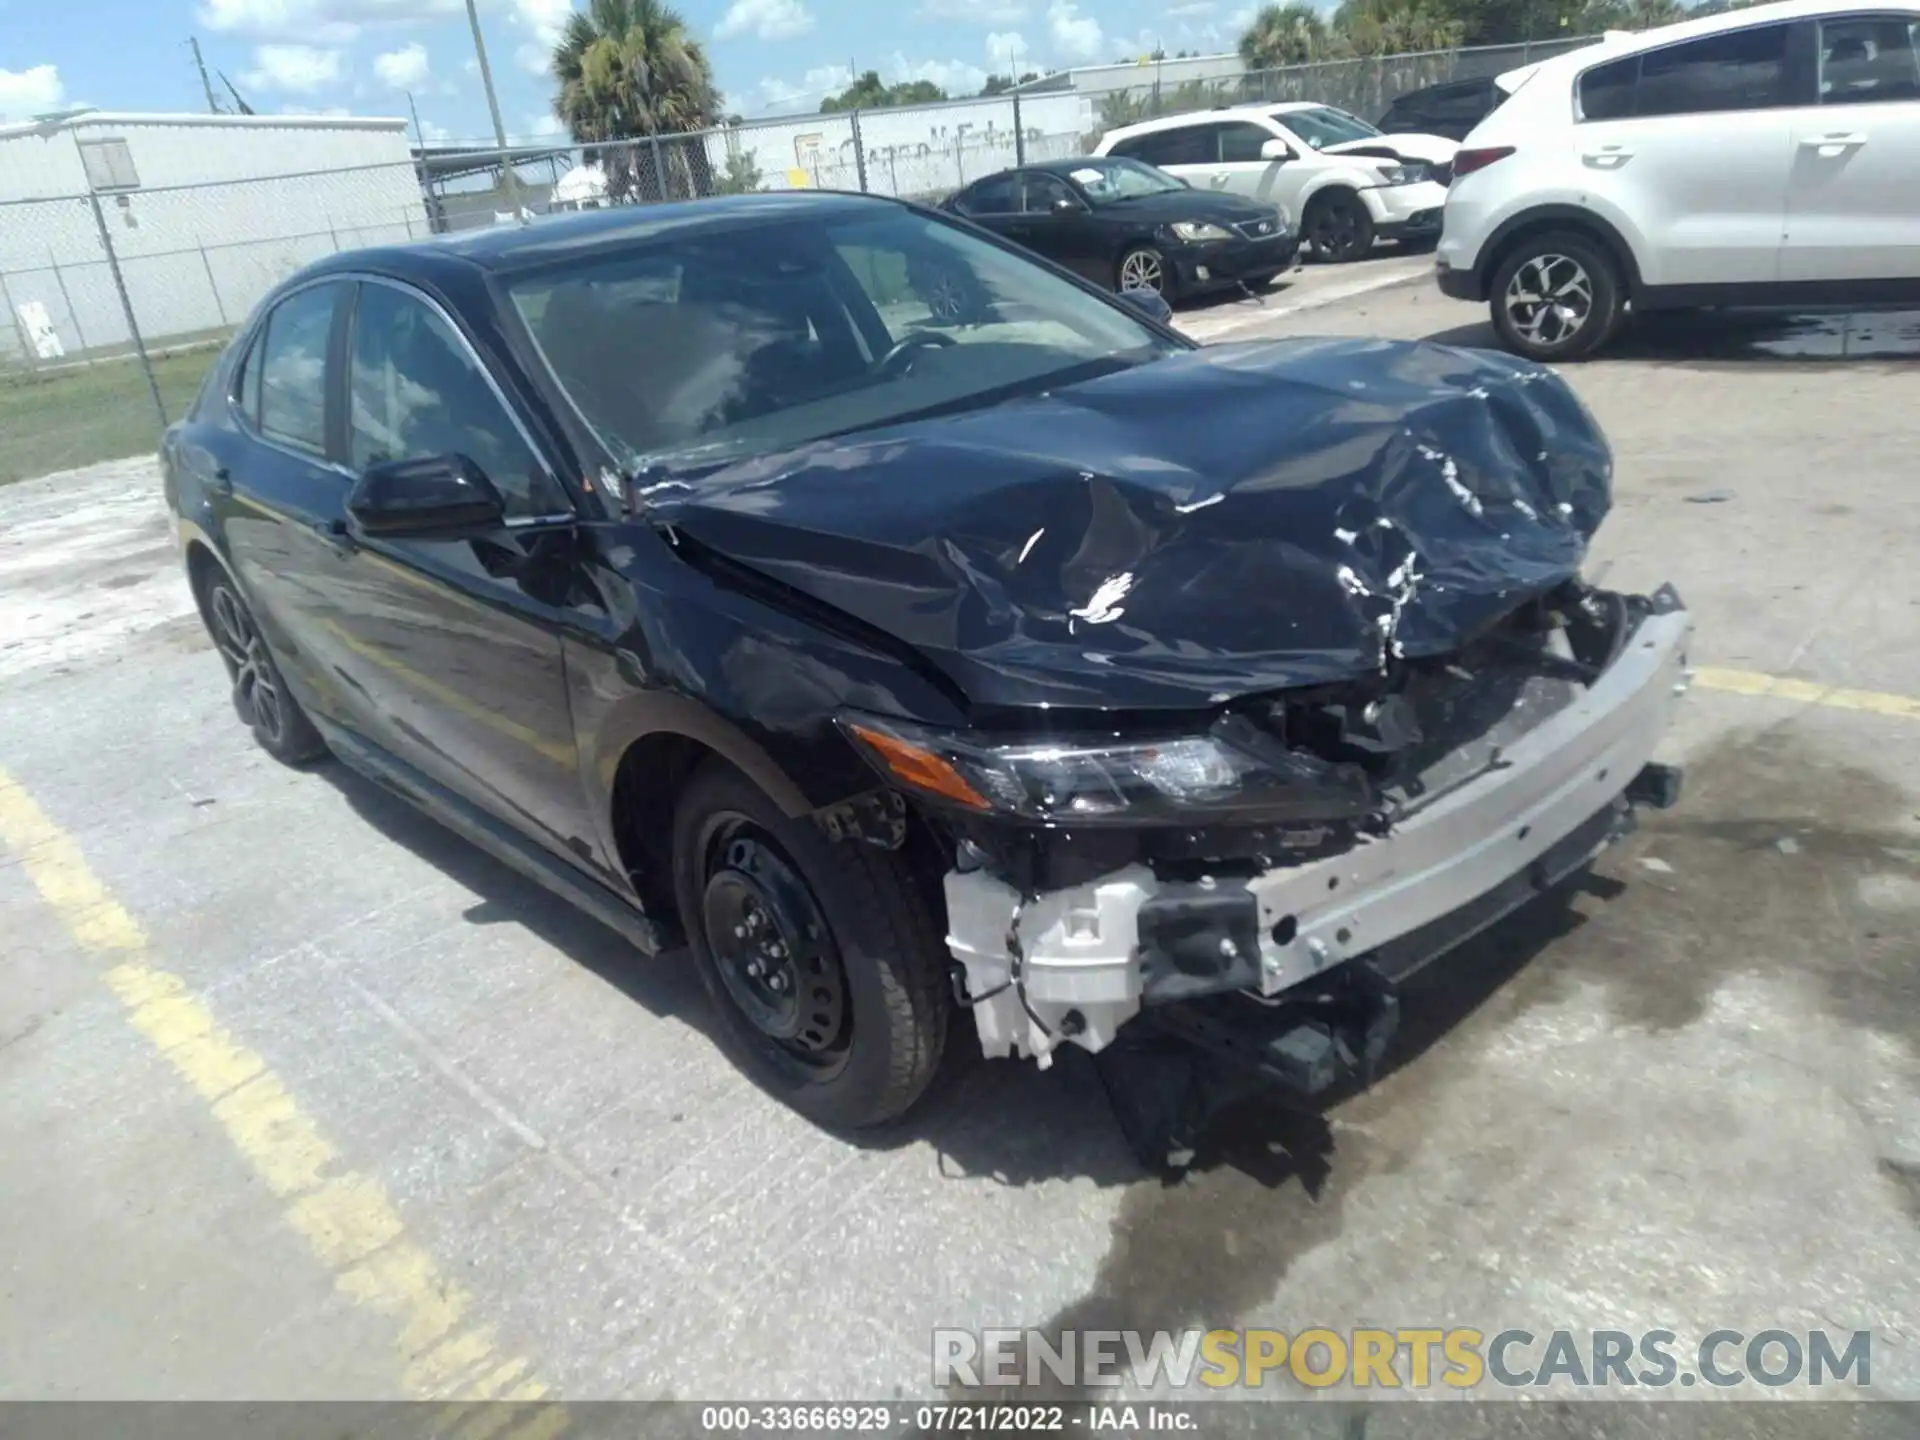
(1170, 220), (1235, 243)
(1374, 163), (1425, 186)
(837, 712), (1374, 825)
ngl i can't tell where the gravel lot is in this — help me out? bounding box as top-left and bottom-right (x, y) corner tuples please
(2, 255), (1916, 1424)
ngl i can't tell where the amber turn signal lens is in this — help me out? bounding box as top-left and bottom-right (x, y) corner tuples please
(847, 723), (991, 811)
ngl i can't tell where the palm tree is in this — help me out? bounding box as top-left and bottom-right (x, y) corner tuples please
(1330, 0), (1465, 55)
(1238, 1), (1334, 68)
(553, 0), (720, 198)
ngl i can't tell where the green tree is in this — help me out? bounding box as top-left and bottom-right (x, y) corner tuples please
(713, 148), (763, 194)
(1330, 0), (1465, 54)
(820, 70), (947, 112)
(1238, 1), (1334, 66)
(553, 0), (718, 138)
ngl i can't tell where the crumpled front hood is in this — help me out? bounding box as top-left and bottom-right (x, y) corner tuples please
(651, 337), (1611, 712)
(1322, 133), (1459, 165)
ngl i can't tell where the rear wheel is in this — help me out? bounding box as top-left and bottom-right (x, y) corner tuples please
(671, 762), (950, 1129)
(1303, 189), (1374, 263)
(1488, 230), (1624, 362)
(203, 572), (326, 765)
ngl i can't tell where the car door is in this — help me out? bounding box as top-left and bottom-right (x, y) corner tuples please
(1782, 12), (1920, 282)
(950, 172), (1022, 242)
(1016, 172), (1108, 282)
(330, 276), (601, 864)
(1571, 22), (1805, 288)
(213, 279), (371, 731)
(1211, 119), (1311, 211)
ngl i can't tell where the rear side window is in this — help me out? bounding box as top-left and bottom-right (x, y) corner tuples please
(1820, 16), (1920, 103)
(257, 284), (339, 454)
(1635, 24), (1794, 115)
(1579, 56), (1640, 119)
(1111, 125), (1213, 166)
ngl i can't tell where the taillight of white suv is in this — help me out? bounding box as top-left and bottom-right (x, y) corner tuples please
(1451, 146), (1516, 180)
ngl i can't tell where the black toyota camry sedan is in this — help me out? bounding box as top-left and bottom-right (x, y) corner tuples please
(941, 156), (1297, 301)
(163, 192), (1690, 1137)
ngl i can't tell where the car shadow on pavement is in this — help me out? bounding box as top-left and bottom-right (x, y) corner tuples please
(315, 758), (1620, 1198)
(1425, 306), (1920, 363)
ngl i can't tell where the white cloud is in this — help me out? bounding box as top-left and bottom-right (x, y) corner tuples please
(1047, 0), (1104, 61)
(754, 61), (852, 110)
(715, 0), (815, 40)
(517, 41), (552, 75)
(887, 52), (987, 95)
(508, 0), (575, 72)
(522, 110), (566, 138)
(243, 43), (344, 93)
(1164, 0), (1214, 13)
(986, 30), (1029, 70)
(0, 64), (64, 119)
(198, 0), (457, 43)
(419, 117), (452, 142)
(919, 0), (1026, 20)
(373, 41), (429, 89)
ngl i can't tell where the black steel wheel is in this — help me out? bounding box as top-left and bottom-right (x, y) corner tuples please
(1304, 189), (1375, 263)
(203, 572), (326, 764)
(671, 761), (951, 1129)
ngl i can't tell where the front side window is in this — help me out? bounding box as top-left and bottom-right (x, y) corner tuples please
(1021, 174), (1075, 211)
(1820, 16), (1920, 103)
(956, 174), (1019, 214)
(510, 205), (1182, 473)
(257, 284), (339, 454)
(1218, 121), (1277, 162)
(347, 283), (563, 518)
(1635, 24), (1794, 116)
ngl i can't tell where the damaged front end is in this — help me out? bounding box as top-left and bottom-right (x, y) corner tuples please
(841, 578), (1692, 1091)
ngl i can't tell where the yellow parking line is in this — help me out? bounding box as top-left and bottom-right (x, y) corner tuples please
(0, 766), (565, 1420)
(1694, 666), (1920, 722)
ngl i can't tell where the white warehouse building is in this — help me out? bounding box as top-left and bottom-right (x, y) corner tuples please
(0, 111), (426, 364)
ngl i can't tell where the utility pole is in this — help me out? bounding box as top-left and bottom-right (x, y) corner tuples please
(405, 89), (425, 146)
(463, 0), (527, 224)
(188, 37), (222, 114)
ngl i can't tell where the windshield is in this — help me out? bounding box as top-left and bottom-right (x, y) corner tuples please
(1277, 105), (1382, 148)
(1064, 157), (1186, 202)
(509, 205), (1180, 473)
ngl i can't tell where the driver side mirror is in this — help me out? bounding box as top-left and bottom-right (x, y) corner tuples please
(347, 453), (505, 538)
(1260, 138), (1297, 162)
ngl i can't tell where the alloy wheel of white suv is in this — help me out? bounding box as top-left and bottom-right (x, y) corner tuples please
(1489, 230), (1625, 361)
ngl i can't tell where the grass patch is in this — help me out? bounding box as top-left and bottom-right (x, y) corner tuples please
(0, 348), (220, 486)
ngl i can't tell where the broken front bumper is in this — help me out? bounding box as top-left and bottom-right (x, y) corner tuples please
(943, 602), (1693, 1068)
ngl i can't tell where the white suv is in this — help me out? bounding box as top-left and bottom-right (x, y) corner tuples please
(1436, 0), (1920, 359)
(1093, 103), (1458, 263)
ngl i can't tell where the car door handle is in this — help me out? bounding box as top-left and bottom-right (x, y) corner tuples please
(1208, 175), (1230, 189)
(1800, 132), (1866, 154)
(207, 466), (232, 495)
(1580, 145), (1632, 168)
(313, 517), (357, 554)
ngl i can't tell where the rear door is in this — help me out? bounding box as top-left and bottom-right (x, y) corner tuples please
(1109, 122), (1219, 191)
(1782, 12), (1920, 282)
(1572, 22), (1805, 287)
(328, 277), (600, 862)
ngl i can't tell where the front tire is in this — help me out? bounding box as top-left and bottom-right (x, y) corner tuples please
(203, 573), (326, 765)
(671, 762), (950, 1130)
(1303, 189), (1375, 263)
(1116, 245), (1169, 298)
(1488, 230), (1623, 362)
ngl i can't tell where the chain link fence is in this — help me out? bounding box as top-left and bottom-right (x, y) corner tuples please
(0, 160), (425, 485)
(3, 37), (1602, 488)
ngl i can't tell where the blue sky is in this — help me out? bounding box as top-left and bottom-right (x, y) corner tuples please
(0, 0), (1253, 141)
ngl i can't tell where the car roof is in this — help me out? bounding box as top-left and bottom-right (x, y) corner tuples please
(1100, 104), (1304, 140)
(297, 190), (906, 283)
